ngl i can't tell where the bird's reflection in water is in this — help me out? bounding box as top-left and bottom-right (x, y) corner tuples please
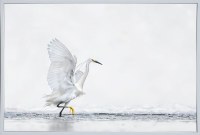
(48, 120), (74, 131)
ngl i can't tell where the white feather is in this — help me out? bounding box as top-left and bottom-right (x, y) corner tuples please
(46, 39), (82, 106)
(46, 38), (95, 107)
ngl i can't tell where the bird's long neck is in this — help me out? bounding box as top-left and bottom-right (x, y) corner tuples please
(78, 60), (91, 89)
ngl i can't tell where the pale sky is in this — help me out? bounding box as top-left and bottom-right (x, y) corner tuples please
(4, 4), (197, 112)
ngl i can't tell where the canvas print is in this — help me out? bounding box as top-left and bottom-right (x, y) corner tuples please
(4, 4), (197, 132)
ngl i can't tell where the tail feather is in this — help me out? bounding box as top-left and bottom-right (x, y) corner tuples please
(44, 92), (60, 106)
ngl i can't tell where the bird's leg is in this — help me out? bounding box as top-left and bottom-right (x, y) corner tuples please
(68, 106), (75, 115)
(56, 103), (75, 115)
(59, 107), (65, 117)
(57, 102), (67, 117)
(57, 102), (63, 108)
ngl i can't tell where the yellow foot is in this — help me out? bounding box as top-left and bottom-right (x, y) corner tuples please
(69, 106), (75, 115)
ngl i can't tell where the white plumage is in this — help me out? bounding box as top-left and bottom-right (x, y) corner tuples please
(45, 39), (102, 116)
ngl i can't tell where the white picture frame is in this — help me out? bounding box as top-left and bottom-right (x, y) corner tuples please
(0, 0), (199, 134)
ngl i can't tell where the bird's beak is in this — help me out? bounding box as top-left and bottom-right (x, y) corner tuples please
(92, 59), (103, 65)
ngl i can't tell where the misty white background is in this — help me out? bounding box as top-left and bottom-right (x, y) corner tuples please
(4, 4), (196, 113)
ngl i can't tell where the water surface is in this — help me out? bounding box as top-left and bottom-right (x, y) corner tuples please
(4, 112), (196, 132)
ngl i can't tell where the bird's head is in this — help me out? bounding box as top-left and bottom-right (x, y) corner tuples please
(91, 59), (103, 65)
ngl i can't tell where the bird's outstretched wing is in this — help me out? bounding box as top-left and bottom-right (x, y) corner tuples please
(74, 60), (90, 83)
(74, 70), (84, 83)
(47, 38), (77, 93)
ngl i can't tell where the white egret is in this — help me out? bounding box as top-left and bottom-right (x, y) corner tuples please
(45, 38), (102, 117)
